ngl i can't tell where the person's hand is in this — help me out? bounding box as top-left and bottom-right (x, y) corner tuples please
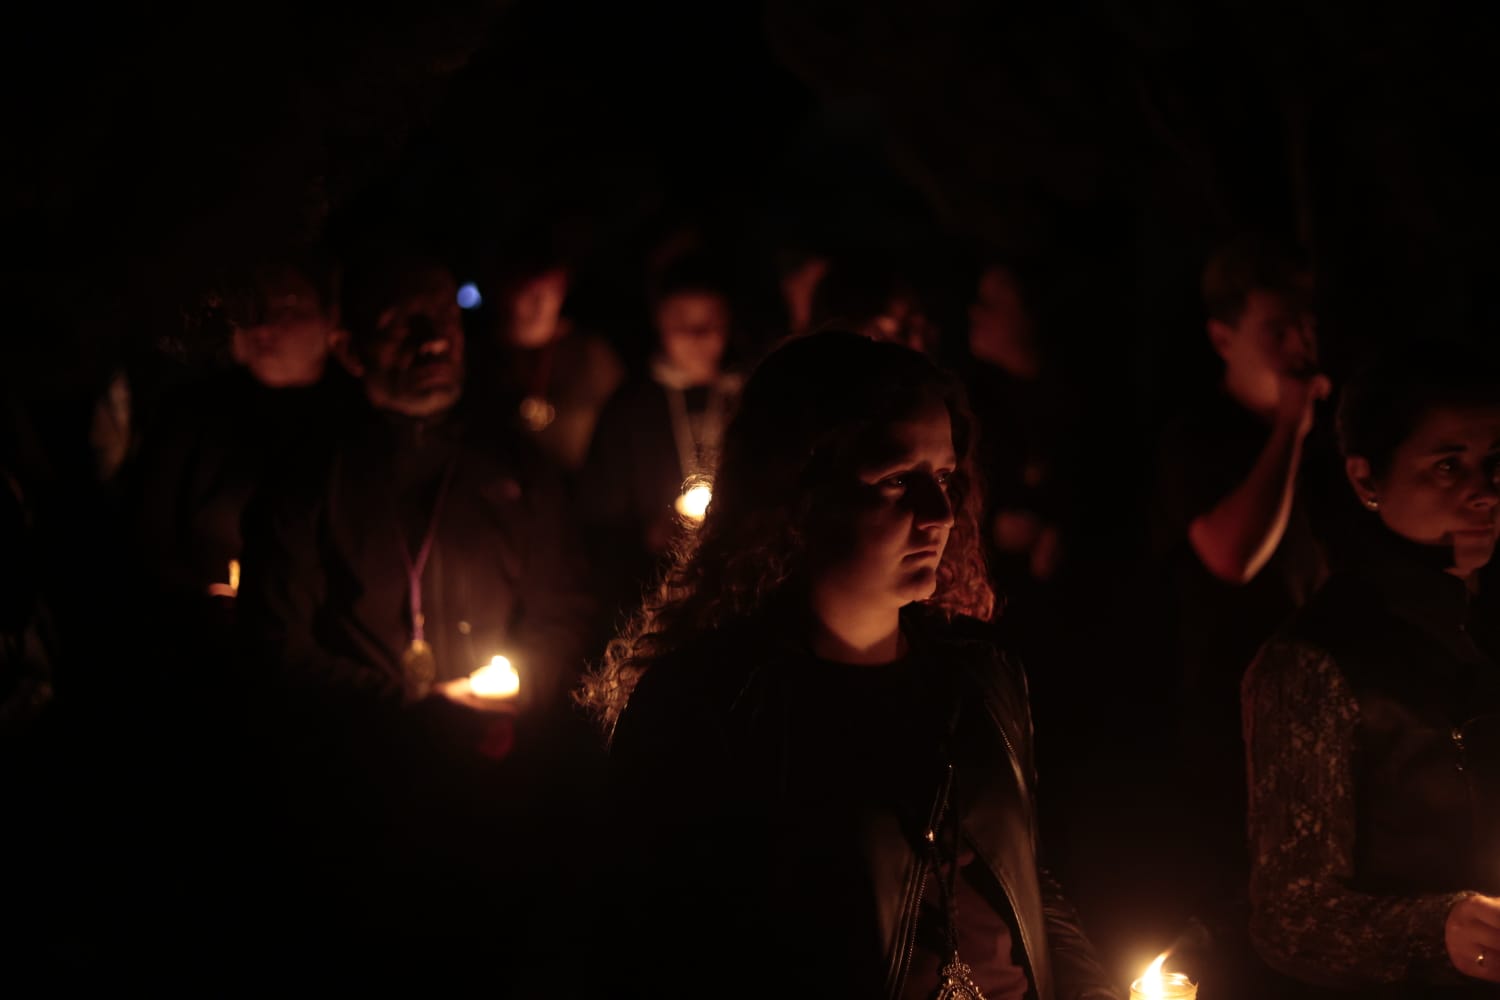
(1275, 370), (1332, 438)
(435, 677), (520, 715)
(1446, 893), (1500, 982)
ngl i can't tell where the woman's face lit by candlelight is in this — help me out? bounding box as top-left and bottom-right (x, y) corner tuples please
(809, 396), (957, 612)
(1348, 403), (1500, 578)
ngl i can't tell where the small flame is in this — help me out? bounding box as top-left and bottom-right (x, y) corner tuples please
(228, 559), (241, 594)
(674, 476), (713, 522)
(469, 655), (520, 699)
(1134, 953), (1169, 998)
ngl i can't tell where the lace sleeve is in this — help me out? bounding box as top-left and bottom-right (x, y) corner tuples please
(1242, 637), (1469, 987)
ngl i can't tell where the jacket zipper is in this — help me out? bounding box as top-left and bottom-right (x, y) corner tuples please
(894, 762), (955, 998)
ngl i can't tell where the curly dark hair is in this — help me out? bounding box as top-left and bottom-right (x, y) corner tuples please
(579, 330), (996, 737)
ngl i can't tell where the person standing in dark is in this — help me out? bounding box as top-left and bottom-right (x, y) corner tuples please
(236, 246), (596, 966)
(584, 332), (1117, 1000)
(578, 252), (741, 628)
(1244, 343), (1500, 998)
(963, 260), (1075, 599)
(1149, 236), (1337, 979)
(467, 248), (623, 473)
(130, 253), (351, 634)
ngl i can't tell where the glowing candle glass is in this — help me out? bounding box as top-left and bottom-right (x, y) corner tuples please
(468, 655), (521, 700)
(1130, 954), (1197, 1000)
(674, 475), (713, 523)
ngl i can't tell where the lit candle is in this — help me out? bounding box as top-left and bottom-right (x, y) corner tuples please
(1130, 954), (1197, 1000)
(674, 475), (713, 523)
(207, 558), (241, 599)
(468, 654), (521, 700)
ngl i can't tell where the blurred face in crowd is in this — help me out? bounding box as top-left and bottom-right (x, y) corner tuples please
(1209, 288), (1317, 412)
(505, 267), (569, 350)
(810, 395), (958, 614)
(347, 265), (466, 418)
(232, 269), (332, 388)
(1349, 403), (1500, 579)
(968, 265), (1037, 375)
(866, 293), (937, 357)
(656, 290), (729, 386)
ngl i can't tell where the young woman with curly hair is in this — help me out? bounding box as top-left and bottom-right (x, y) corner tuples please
(582, 331), (1115, 1000)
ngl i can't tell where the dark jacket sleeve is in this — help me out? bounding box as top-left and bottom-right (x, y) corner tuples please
(1008, 650), (1121, 1000)
(237, 450), (403, 703)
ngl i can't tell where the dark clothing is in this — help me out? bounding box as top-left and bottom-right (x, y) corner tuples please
(964, 361), (1078, 591)
(1151, 390), (1335, 847)
(130, 367), (356, 617)
(235, 398), (601, 961)
(239, 401), (594, 711)
(1152, 388), (1331, 703)
(798, 653), (1031, 1000)
(470, 330), (624, 472)
(578, 374), (735, 623)
(607, 606), (1117, 1000)
(1244, 528), (1500, 996)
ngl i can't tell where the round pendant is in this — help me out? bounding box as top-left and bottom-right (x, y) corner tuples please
(402, 638), (437, 691)
(519, 396), (556, 432)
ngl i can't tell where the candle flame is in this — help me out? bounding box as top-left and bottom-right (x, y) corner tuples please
(1143, 953), (1166, 985)
(674, 475), (713, 522)
(228, 559), (241, 594)
(469, 655), (520, 699)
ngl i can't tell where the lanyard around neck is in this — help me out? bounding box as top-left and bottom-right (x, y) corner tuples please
(664, 381), (726, 480)
(397, 459), (457, 645)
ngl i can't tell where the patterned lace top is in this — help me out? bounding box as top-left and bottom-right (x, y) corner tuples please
(1242, 636), (1472, 988)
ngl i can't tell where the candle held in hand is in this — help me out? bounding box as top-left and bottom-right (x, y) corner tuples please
(469, 655), (521, 699)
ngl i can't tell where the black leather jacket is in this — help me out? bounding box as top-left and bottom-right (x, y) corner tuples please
(606, 606), (1117, 1000)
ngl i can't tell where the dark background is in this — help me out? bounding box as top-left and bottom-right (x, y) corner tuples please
(5, 0), (1499, 988)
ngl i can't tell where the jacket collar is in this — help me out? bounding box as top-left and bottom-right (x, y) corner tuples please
(1351, 526), (1473, 635)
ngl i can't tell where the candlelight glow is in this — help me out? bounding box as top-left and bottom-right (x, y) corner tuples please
(1129, 952), (1196, 1000)
(674, 476), (713, 522)
(1142, 954), (1165, 991)
(469, 655), (520, 699)
(208, 559), (241, 599)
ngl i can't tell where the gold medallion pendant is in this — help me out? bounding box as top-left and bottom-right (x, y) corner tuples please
(519, 395), (556, 432)
(402, 638), (437, 692)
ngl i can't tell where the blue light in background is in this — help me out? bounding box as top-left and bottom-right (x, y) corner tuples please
(457, 283), (483, 310)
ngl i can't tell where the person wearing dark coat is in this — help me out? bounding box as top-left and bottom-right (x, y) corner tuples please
(1244, 343), (1500, 998)
(582, 332), (1117, 1000)
(236, 248), (597, 974)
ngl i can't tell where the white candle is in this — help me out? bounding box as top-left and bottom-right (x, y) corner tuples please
(468, 655), (521, 700)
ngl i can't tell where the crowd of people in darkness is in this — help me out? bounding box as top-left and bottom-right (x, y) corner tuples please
(4, 224), (1500, 1000)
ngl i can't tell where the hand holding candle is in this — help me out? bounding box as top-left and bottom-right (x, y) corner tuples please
(438, 654), (522, 712)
